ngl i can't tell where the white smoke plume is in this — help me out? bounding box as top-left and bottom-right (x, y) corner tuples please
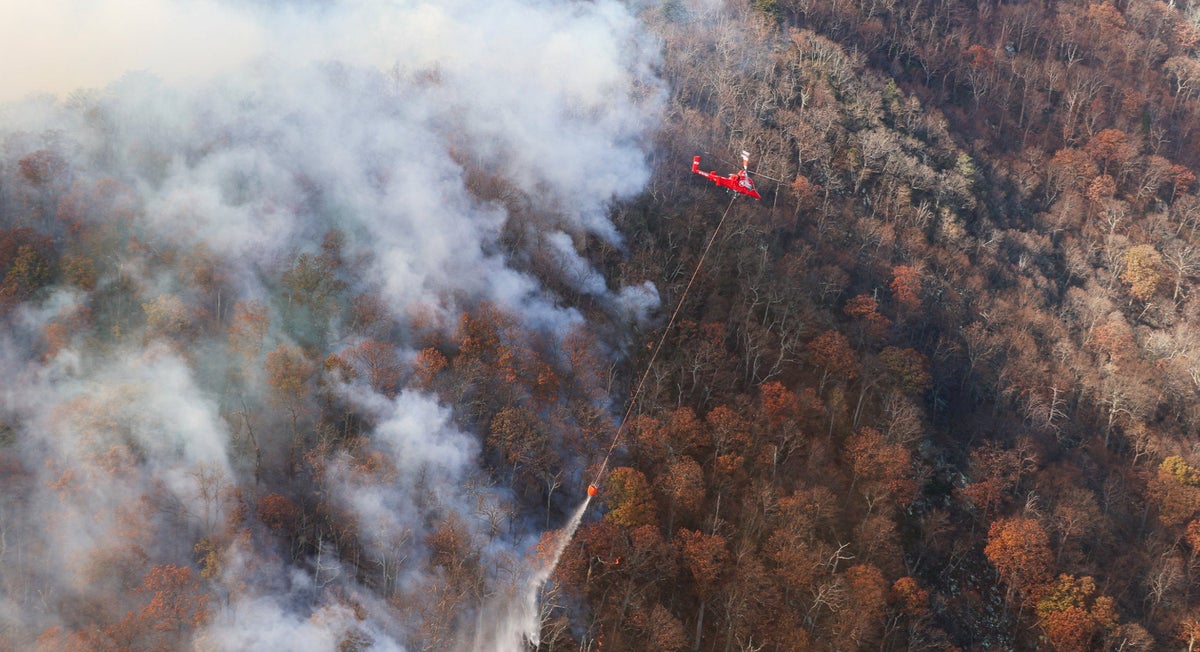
(0, 0), (664, 649)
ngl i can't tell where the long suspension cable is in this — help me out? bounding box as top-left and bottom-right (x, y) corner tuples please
(592, 194), (738, 485)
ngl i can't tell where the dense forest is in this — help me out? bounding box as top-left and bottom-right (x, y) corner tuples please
(6, 0), (1200, 649)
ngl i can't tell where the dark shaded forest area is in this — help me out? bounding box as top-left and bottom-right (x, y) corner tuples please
(5, 0), (1200, 650)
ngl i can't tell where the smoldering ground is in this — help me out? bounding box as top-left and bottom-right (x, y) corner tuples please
(0, 0), (664, 649)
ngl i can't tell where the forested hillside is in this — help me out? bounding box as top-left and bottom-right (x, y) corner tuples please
(4, 0), (1200, 650)
(560, 0), (1200, 648)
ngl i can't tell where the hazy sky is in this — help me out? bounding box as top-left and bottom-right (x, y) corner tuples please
(0, 1), (270, 103)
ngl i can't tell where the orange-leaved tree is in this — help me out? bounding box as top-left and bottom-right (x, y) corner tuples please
(985, 516), (1053, 607)
(603, 467), (657, 528)
(1033, 574), (1117, 652)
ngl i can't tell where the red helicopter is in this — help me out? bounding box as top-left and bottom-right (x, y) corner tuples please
(692, 150), (762, 199)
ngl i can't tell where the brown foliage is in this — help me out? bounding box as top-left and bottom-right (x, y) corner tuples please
(264, 344), (315, 405)
(647, 604), (687, 652)
(1033, 574), (1117, 652)
(705, 405), (750, 457)
(658, 456), (705, 517)
(348, 293), (389, 337)
(60, 253), (97, 290)
(141, 293), (191, 340)
(412, 347), (448, 389)
(603, 467), (657, 528)
(889, 264), (922, 310)
(487, 407), (557, 490)
(257, 493), (299, 532)
(1088, 317), (1136, 362)
(1050, 148), (1098, 194)
(1149, 456), (1200, 526)
(664, 407), (707, 455)
(629, 413), (670, 465)
(1121, 244), (1166, 302)
(677, 529), (727, 600)
(0, 231), (54, 308)
(807, 329), (859, 385)
(844, 426), (916, 511)
(19, 150), (68, 186)
(759, 380), (802, 427)
(1085, 128), (1134, 176)
(1085, 174), (1117, 204)
(891, 576), (930, 616)
(346, 339), (403, 397)
(843, 294), (891, 340)
(135, 564), (211, 632)
(455, 302), (510, 357)
(227, 300), (269, 372)
(878, 347), (931, 395)
(955, 441), (1032, 518)
(833, 564), (888, 648)
(985, 517), (1053, 595)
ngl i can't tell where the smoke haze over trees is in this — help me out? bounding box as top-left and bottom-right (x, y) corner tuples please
(8, 0), (1200, 649)
(0, 0), (662, 649)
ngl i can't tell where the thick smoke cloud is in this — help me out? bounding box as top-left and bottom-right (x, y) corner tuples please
(0, 0), (662, 649)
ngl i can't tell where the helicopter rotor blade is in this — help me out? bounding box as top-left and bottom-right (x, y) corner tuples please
(753, 171), (787, 183)
(702, 149), (786, 183)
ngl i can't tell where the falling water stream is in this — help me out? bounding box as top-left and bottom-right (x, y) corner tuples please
(521, 495), (592, 648)
(488, 195), (738, 650)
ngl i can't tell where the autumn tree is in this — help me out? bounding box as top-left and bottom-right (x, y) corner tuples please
(19, 149), (68, 187)
(278, 250), (345, 344)
(831, 564), (888, 649)
(348, 293), (389, 338)
(889, 264), (923, 312)
(455, 302), (507, 358)
(701, 406), (748, 495)
(0, 242), (53, 309)
(678, 528), (728, 648)
(136, 564), (211, 633)
(264, 343), (315, 440)
(806, 329), (859, 392)
(1121, 244), (1166, 303)
(844, 426), (916, 513)
(421, 515), (485, 644)
(487, 407), (561, 503)
(1085, 129), (1135, 178)
(1181, 614), (1200, 652)
(1049, 148), (1098, 197)
(985, 516), (1053, 606)
(756, 380), (823, 471)
(411, 347), (449, 390)
(603, 467), (657, 528)
(647, 604), (687, 652)
(878, 347), (932, 396)
(1149, 455), (1200, 526)
(629, 413), (671, 467)
(60, 253), (97, 291)
(142, 293), (191, 341)
(345, 339), (403, 397)
(891, 576), (930, 617)
(257, 493), (299, 532)
(1033, 574), (1117, 652)
(843, 294), (891, 343)
(657, 455), (705, 529)
(71, 563), (214, 651)
(227, 300), (269, 377)
(552, 520), (622, 600)
(960, 439), (1040, 518)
